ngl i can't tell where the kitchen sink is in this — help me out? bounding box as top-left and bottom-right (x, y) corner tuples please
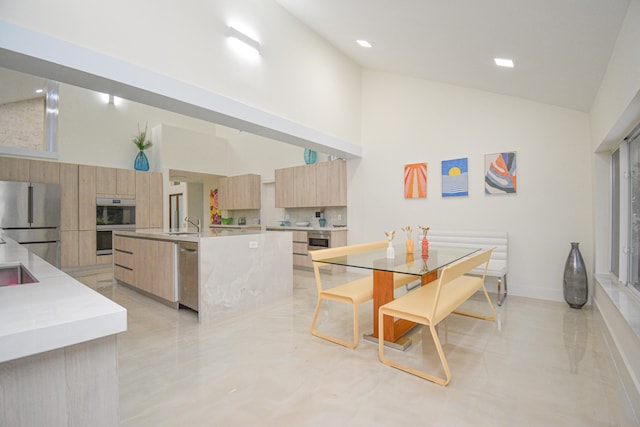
(0, 264), (38, 287)
(166, 232), (199, 236)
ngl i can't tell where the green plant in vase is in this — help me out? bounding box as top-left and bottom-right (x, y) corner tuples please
(133, 123), (152, 171)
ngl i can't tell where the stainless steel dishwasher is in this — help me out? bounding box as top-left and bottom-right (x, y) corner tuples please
(178, 241), (199, 311)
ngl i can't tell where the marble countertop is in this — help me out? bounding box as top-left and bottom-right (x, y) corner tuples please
(0, 233), (127, 363)
(265, 225), (348, 232)
(114, 227), (265, 242)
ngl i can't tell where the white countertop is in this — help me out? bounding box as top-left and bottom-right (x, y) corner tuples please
(0, 233), (127, 363)
(114, 227), (265, 242)
(266, 225), (348, 232)
(210, 224), (261, 229)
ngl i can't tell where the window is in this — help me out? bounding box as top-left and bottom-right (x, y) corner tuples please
(0, 67), (58, 159)
(612, 122), (640, 295)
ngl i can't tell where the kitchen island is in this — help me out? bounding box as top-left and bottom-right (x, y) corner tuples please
(113, 228), (292, 324)
(0, 233), (126, 426)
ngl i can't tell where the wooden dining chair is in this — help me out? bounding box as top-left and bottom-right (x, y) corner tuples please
(310, 241), (416, 349)
(378, 248), (496, 385)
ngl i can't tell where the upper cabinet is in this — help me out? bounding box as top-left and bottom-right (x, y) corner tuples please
(96, 166), (135, 198)
(29, 160), (60, 184)
(275, 159), (346, 208)
(78, 165), (97, 231)
(218, 174), (261, 210)
(0, 157), (29, 182)
(135, 171), (163, 228)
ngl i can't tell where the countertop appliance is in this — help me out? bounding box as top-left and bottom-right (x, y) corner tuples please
(178, 241), (198, 311)
(0, 180), (61, 267)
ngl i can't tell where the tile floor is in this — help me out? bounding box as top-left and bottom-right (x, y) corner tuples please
(71, 267), (639, 427)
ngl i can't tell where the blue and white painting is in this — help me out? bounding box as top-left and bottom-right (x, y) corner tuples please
(441, 157), (468, 197)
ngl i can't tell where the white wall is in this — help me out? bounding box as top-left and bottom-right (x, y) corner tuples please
(59, 84), (220, 169)
(0, 0), (362, 147)
(590, 0), (640, 151)
(350, 70), (593, 301)
(591, 0), (640, 273)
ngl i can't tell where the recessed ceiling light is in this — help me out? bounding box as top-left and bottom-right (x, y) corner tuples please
(494, 58), (514, 68)
(35, 89), (44, 94)
(357, 40), (372, 48)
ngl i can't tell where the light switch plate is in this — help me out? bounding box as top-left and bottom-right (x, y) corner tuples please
(249, 241), (258, 249)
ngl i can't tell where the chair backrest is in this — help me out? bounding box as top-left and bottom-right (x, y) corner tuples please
(430, 248), (493, 322)
(310, 241), (388, 293)
(428, 230), (507, 274)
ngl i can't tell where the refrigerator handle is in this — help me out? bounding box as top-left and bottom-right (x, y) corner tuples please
(28, 185), (33, 224)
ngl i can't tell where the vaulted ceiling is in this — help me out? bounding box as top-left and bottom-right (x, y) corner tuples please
(276, 0), (630, 112)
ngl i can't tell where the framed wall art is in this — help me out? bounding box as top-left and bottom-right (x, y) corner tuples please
(441, 157), (468, 197)
(404, 162), (427, 198)
(485, 152), (517, 195)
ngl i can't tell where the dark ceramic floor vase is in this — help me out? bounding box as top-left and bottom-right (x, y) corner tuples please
(563, 242), (588, 309)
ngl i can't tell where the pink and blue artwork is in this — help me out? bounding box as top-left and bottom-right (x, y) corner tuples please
(441, 158), (468, 197)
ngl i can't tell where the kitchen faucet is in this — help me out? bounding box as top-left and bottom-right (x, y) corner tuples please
(185, 216), (201, 233)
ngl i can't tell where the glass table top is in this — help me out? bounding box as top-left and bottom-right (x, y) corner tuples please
(316, 244), (480, 277)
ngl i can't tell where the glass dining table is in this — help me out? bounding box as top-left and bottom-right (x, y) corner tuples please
(316, 243), (480, 349)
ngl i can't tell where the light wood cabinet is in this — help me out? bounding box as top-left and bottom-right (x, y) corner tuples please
(292, 230), (311, 268)
(274, 167), (294, 208)
(60, 163), (78, 231)
(274, 160), (346, 208)
(96, 166), (117, 195)
(78, 230), (96, 266)
(293, 164), (317, 207)
(29, 159), (59, 184)
(149, 172), (163, 228)
(218, 174), (260, 210)
(78, 165), (97, 231)
(113, 235), (177, 303)
(116, 169), (136, 197)
(0, 156), (29, 181)
(60, 230), (79, 268)
(136, 171), (150, 228)
(95, 166), (136, 198)
(135, 171), (150, 228)
(316, 160), (347, 206)
(269, 228), (347, 273)
(135, 171), (162, 229)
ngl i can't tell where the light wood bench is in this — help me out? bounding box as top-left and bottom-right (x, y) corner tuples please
(310, 241), (417, 349)
(427, 230), (508, 305)
(378, 248), (496, 386)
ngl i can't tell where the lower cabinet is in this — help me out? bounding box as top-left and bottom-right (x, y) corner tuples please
(113, 235), (178, 303)
(292, 231), (311, 268)
(268, 228), (347, 274)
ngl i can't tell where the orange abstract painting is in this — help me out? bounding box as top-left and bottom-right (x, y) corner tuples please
(404, 163), (427, 198)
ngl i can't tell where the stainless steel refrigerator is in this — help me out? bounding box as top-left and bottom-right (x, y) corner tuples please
(0, 180), (61, 267)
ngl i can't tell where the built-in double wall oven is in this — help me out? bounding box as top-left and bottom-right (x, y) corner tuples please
(96, 198), (136, 256)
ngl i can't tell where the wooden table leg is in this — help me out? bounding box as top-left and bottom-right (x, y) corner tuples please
(372, 269), (394, 340)
(372, 268), (440, 343)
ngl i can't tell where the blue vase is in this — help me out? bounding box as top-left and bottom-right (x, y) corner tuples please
(134, 150), (149, 171)
(304, 149), (317, 165)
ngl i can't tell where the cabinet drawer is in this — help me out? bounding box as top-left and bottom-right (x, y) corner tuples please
(114, 250), (134, 269)
(293, 253), (311, 267)
(97, 254), (112, 265)
(113, 235), (134, 253)
(114, 265), (134, 285)
(293, 242), (308, 255)
(292, 231), (307, 242)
